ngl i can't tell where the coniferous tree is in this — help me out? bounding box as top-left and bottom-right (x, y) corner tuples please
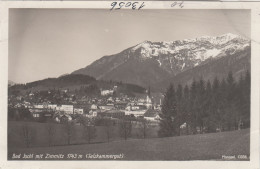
(226, 71), (237, 130)
(183, 84), (190, 134)
(236, 74), (245, 130)
(176, 84), (183, 136)
(204, 80), (213, 132)
(219, 77), (228, 131)
(197, 78), (206, 133)
(158, 84), (177, 137)
(189, 80), (198, 134)
(237, 70), (250, 128)
(211, 76), (222, 132)
(243, 70), (251, 128)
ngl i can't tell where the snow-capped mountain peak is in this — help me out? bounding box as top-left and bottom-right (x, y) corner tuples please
(128, 33), (249, 73)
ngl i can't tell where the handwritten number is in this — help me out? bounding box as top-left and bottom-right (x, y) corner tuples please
(179, 1), (184, 8)
(110, 2), (117, 10)
(138, 2), (145, 10)
(125, 2), (131, 7)
(110, 2), (145, 10)
(171, 2), (177, 7)
(132, 2), (137, 10)
(117, 2), (125, 10)
(171, 1), (184, 8)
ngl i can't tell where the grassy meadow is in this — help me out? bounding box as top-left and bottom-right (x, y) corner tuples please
(8, 121), (250, 160)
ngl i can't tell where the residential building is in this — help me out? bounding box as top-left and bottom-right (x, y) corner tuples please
(74, 108), (84, 114)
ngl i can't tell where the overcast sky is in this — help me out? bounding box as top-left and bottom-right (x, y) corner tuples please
(9, 9), (250, 83)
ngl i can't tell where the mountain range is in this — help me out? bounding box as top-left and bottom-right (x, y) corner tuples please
(72, 33), (250, 91)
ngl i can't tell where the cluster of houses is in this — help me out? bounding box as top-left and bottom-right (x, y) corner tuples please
(31, 104), (83, 115)
(9, 85), (163, 123)
(27, 104), (84, 122)
(87, 95), (161, 120)
(25, 94), (161, 123)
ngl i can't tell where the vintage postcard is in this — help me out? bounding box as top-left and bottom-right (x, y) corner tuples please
(0, 1), (259, 169)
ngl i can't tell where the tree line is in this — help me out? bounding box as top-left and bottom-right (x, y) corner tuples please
(158, 70), (250, 137)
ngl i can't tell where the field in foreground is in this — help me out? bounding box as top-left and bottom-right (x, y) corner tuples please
(8, 128), (250, 160)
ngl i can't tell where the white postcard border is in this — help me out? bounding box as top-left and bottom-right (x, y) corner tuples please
(0, 1), (259, 169)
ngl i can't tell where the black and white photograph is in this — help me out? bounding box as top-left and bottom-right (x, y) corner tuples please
(3, 5), (256, 163)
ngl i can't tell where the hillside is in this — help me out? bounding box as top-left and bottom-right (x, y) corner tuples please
(72, 33), (250, 90)
(8, 74), (146, 96)
(9, 74), (96, 91)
